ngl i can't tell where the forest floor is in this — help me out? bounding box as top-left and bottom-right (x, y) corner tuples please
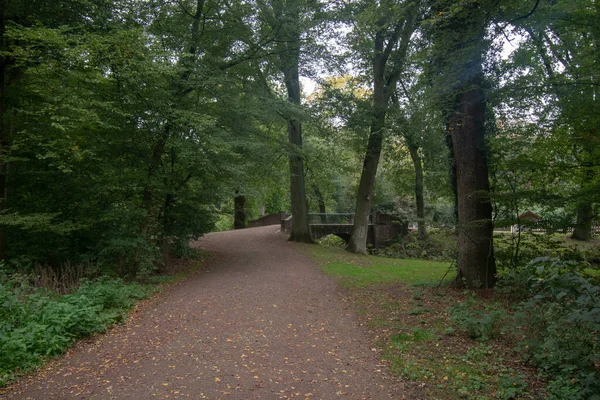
(1, 226), (415, 400)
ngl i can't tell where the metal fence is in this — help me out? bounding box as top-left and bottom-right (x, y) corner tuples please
(307, 213), (373, 225)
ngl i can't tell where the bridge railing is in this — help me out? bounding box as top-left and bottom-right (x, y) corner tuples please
(308, 213), (373, 225)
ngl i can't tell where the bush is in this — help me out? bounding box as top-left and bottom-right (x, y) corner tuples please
(494, 233), (598, 271)
(0, 275), (154, 385)
(376, 230), (457, 261)
(512, 258), (600, 398)
(316, 234), (346, 248)
(448, 293), (508, 341)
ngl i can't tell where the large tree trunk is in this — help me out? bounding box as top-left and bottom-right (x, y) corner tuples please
(284, 92), (312, 242)
(572, 201), (593, 241)
(347, 8), (416, 254)
(0, 2), (9, 260)
(346, 117), (384, 254)
(449, 80), (496, 288)
(234, 192), (246, 229)
(280, 4), (312, 244)
(408, 144), (427, 240)
(431, 0), (496, 288)
(346, 34), (386, 254)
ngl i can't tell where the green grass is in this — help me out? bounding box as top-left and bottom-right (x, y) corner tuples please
(303, 243), (538, 399)
(309, 245), (455, 287)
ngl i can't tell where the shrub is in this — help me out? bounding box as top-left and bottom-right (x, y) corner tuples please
(316, 234), (346, 248)
(376, 230), (457, 261)
(0, 275), (154, 385)
(494, 233), (598, 271)
(448, 293), (508, 341)
(512, 258), (600, 398)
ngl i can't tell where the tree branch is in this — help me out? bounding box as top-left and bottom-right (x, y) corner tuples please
(510, 0), (541, 25)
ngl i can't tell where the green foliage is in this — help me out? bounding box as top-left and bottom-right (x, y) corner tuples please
(315, 234), (346, 248)
(512, 258), (600, 398)
(1, 0), (272, 274)
(451, 257), (600, 397)
(494, 232), (599, 273)
(375, 230), (457, 261)
(449, 294), (507, 341)
(496, 374), (528, 400)
(0, 275), (154, 385)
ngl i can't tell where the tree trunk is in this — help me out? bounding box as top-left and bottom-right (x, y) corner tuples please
(313, 185), (326, 223)
(0, 2), (8, 260)
(347, 9), (416, 254)
(234, 192), (246, 229)
(408, 144), (427, 240)
(346, 120), (384, 254)
(430, 0), (496, 288)
(445, 130), (459, 229)
(449, 81), (496, 288)
(346, 28), (388, 255)
(572, 201), (593, 241)
(280, 8), (312, 244)
(285, 110), (312, 243)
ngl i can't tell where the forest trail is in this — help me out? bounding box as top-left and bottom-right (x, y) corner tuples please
(2, 226), (401, 400)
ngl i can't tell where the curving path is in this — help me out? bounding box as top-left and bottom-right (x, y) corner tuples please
(1, 226), (400, 399)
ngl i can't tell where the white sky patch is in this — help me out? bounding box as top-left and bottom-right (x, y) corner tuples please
(301, 76), (318, 97)
(498, 26), (527, 61)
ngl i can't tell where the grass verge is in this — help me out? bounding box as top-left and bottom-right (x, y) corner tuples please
(304, 244), (545, 400)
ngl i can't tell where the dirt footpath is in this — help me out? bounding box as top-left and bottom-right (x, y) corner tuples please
(2, 226), (401, 399)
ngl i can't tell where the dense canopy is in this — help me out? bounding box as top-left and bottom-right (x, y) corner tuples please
(0, 0), (598, 281)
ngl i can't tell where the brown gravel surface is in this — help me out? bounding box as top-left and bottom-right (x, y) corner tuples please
(1, 226), (401, 400)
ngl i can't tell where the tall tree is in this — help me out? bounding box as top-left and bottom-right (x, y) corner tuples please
(0, 0), (8, 260)
(390, 76), (437, 241)
(429, 0), (496, 287)
(0, 0), (268, 273)
(510, 0), (600, 241)
(346, 0), (418, 254)
(257, 0), (319, 243)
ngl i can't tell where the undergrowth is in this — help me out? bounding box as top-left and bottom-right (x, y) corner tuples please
(309, 241), (600, 399)
(0, 275), (155, 386)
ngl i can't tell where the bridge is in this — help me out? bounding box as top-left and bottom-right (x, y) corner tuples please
(279, 212), (407, 248)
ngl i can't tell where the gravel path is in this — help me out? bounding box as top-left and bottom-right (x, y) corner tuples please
(2, 226), (400, 399)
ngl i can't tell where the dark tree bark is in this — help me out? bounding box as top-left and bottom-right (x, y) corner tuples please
(277, 2), (312, 244)
(445, 130), (459, 228)
(572, 202), (593, 241)
(572, 166), (595, 240)
(283, 66), (312, 243)
(0, 1), (9, 260)
(234, 192), (246, 229)
(408, 144), (427, 240)
(449, 81), (496, 288)
(431, 0), (496, 287)
(313, 185), (327, 223)
(347, 8), (416, 254)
